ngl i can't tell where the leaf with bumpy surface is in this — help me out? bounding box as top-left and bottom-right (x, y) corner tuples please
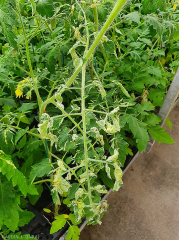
(125, 12), (140, 24)
(36, 0), (54, 17)
(24, 138), (43, 154)
(66, 226), (80, 240)
(29, 158), (51, 184)
(50, 215), (67, 234)
(15, 128), (28, 144)
(0, 179), (20, 232)
(0, 129), (14, 154)
(145, 113), (161, 127)
(148, 126), (175, 144)
(127, 116), (149, 152)
(1, 23), (17, 49)
(114, 133), (129, 167)
(18, 210), (35, 227)
(0, 151), (27, 196)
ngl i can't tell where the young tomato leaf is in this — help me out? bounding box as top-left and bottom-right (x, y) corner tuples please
(66, 226), (80, 240)
(0, 129), (15, 154)
(0, 179), (20, 232)
(29, 158), (51, 184)
(127, 116), (149, 152)
(0, 151), (27, 196)
(166, 117), (173, 130)
(148, 126), (175, 144)
(18, 210), (35, 227)
(36, 0), (54, 17)
(50, 215), (67, 234)
(15, 127), (28, 144)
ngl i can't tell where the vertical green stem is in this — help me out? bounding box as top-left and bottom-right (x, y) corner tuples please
(81, 64), (92, 204)
(91, 0), (108, 63)
(17, 1), (42, 109)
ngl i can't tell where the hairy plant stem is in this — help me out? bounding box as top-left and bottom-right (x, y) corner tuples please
(41, 0), (127, 112)
(17, 2), (42, 110)
(34, 179), (52, 185)
(91, 0), (108, 63)
(81, 64), (92, 204)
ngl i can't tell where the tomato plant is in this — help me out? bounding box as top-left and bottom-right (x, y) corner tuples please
(0, 0), (178, 239)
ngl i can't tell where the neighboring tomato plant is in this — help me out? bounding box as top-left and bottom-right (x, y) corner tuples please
(0, 0), (178, 239)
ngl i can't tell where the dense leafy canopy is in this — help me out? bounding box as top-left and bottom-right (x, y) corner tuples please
(0, 0), (177, 239)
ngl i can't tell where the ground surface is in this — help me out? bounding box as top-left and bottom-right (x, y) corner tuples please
(80, 101), (179, 240)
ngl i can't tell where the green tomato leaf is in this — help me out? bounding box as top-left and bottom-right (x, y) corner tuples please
(125, 12), (140, 24)
(0, 129), (15, 154)
(127, 116), (149, 152)
(15, 128), (28, 144)
(20, 103), (37, 113)
(1, 22), (17, 49)
(148, 126), (175, 144)
(0, 151), (28, 196)
(29, 158), (51, 184)
(50, 215), (67, 234)
(103, 40), (115, 54)
(0, 97), (17, 107)
(0, 179), (20, 232)
(66, 226), (80, 240)
(19, 210), (35, 227)
(166, 117), (172, 130)
(36, 0), (54, 17)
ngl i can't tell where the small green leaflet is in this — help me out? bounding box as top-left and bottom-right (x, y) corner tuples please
(103, 41), (115, 54)
(0, 151), (27, 196)
(0, 97), (17, 107)
(127, 116), (149, 152)
(16, 135), (27, 150)
(24, 139), (43, 154)
(50, 215), (67, 234)
(67, 183), (79, 200)
(148, 89), (165, 107)
(1, 22), (17, 49)
(166, 117), (172, 130)
(15, 127), (28, 144)
(148, 126), (175, 144)
(145, 113), (161, 127)
(47, 45), (61, 73)
(0, 73), (14, 83)
(125, 12), (140, 24)
(28, 184), (43, 205)
(36, 0), (54, 17)
(29, 158), (51, 184)
(0, 129), (14, 154)
(66, 226), (80, 240)
(115, 133), (129, 167)
(145, 15), (163, 36)
(0, 179), (20, 232)
(20, 103), (37, 113)
(18, 210), (35, 227)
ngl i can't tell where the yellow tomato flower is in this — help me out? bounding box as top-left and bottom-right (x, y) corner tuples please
(21, 78), (29, 83)
(173, 4), (177, 10)
(15, 88), (23, 98)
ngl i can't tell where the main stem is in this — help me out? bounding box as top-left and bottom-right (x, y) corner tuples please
(81, 64), (92, 204)
(17, 2), (42, 110)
